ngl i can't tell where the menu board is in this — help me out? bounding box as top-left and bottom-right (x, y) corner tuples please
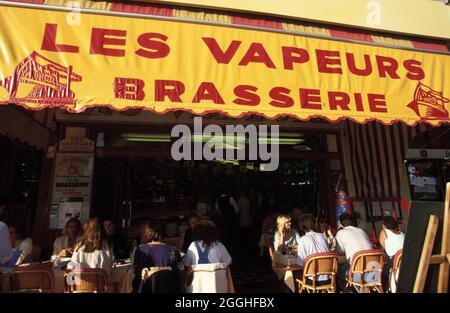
(50, 153), (94, 229)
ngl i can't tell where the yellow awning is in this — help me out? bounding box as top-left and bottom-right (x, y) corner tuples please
(0, 1), (449, 126)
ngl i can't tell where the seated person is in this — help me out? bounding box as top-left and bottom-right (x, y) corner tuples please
(103, 217), (129, 260)
(335, 213), (374, 290)
(177, 216), (200, 253)
(296, 214), (330, 267)
(67, 218), (113, 276)
(273, 215), (301, 253)
(52, 217), (81, 258)
(294, 214), (330, 285)
(379, 216), (404, 260)
(258, 209), (278, 256)
(132, 220), (180, 293)
(0, 195), (22, 268)
(183, 221), (232, 267)
(290, 207), (303, 235)
(9, 224), (33, 264)
(378, 216), (405, 288)
(317, 215), (337, 251)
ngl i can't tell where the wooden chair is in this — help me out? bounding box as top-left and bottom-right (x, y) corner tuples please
(389, 249), (403, 293)
(64, 268), (114, 293)
(346, 249), (385, 293)
(10, 262), (55, 293)
(185, 263), (231, 293)
(139, 266), (174, 293)
(295, 252), (338, 293)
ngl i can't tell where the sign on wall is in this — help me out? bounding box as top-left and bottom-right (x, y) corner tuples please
(50, 153), (94, 229)
(0, 5), (449, 125)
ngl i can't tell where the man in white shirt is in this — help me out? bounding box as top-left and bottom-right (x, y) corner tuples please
(294, 214), (331, 288)
(335, 213), (373, 291)
(296, 214), (330, 266)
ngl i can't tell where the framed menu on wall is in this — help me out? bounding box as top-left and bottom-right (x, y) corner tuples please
(406, 160), (444, 201)
(49, 153), (94, 229)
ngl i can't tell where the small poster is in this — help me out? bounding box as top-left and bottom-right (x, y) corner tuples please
(407, 160), (442, 201)
(50, 153), (94, 229)
(57, 202), (82, 227)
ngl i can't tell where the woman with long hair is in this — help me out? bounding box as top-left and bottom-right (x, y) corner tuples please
(52, 217), (82, 258)
(132, 220), (180, 293)
(273, 214), (301, 253)
(67, 218), (113, 276)
(183, 221), (232, 267)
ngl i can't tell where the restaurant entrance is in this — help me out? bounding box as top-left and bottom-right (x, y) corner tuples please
(85, 116), (345, 262)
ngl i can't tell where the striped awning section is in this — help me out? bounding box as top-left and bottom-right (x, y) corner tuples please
(346, 121), (431, 199)
(5, 0), (450, 53)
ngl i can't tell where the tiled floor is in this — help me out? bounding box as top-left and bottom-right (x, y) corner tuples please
(229, 256), (285, 293)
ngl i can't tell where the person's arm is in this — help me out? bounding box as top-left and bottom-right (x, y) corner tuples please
(296, 240), (307, 266)
(378, 229), (387, 251)
(20, 238), (33, 256)
(66, 247), (79, 269)
(229, 197), (239, 213)
(327, 229), (337, 250)
(183, 243), (195, 268)
(335, 232), (345, 256)
(132, 246), (144, 274)
(274, 231), (285, 252)
(102, 246), (114, 277)
(294, 231), (301, 246)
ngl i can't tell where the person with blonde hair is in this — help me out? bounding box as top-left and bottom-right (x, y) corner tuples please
(67, 218), (113, 276)
(52, 217), (81, 258)
(273, 214), (301, 253)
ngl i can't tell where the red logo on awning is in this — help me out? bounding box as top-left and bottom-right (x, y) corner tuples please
(0, 51), (81, 107)
(407, 83), (449, 120)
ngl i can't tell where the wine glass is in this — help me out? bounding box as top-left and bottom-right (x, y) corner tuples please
(287, 244), (293, 256)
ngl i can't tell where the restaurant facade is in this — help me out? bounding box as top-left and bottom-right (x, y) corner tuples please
(0, 0), (449, 259)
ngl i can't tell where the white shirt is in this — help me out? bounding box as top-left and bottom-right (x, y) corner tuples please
(297, 231), (330, 266)
(67, 242), (113, 276)
(335, 226), (373, 262)
(384, 229), (405, 257)
(0, 221), (12, 265)
(183, 241), (232, 267)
